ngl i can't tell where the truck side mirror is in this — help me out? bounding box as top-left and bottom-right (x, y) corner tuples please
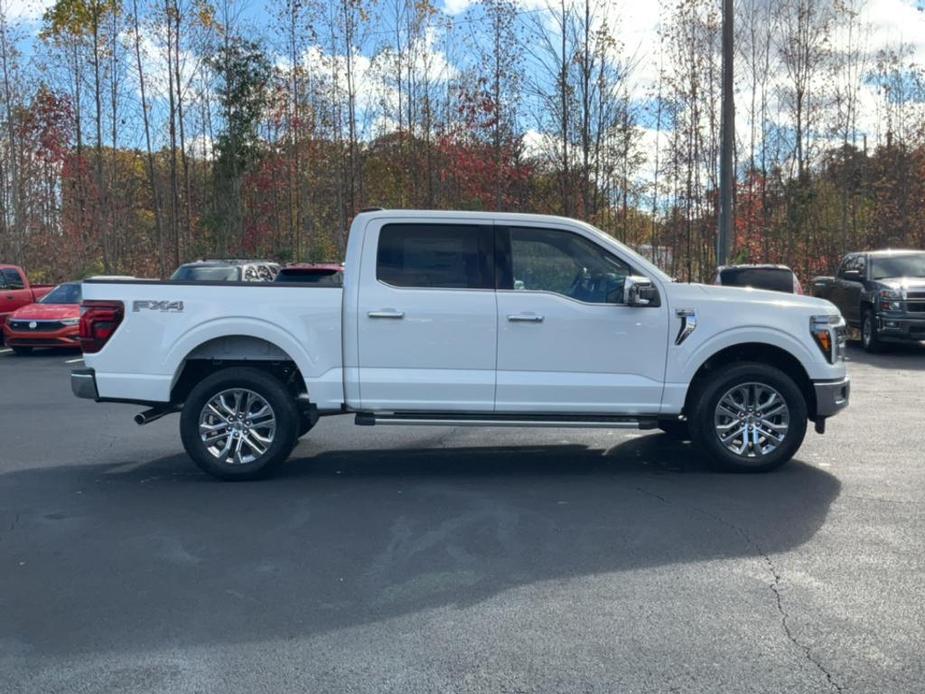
(624, 276), (660, 307)
(842, 269), (862, 281)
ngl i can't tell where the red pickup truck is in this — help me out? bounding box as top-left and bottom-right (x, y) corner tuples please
(0, 265), (54, 340)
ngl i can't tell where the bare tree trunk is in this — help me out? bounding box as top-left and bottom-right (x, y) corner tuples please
(174, 1), (192, 255)
(165, 0), (180, 266)
(132, 0), (166, 277)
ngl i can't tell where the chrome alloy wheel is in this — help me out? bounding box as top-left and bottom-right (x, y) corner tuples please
(198, 388), (277, 465)
(713, 382), (790, 458)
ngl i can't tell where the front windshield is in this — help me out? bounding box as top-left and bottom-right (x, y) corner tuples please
(171, 265), (240, 281)
(579, 221), (673, 283)
(40, 283), (81, 304)
(870, 254), (925, 280)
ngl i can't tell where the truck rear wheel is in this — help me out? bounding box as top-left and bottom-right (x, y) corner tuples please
(180, 367), (299, 480)
(689, 362), (807, 473)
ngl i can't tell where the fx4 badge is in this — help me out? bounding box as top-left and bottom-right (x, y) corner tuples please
(133, 300), (184, 313)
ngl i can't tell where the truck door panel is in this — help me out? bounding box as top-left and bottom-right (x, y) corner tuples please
(356, 222), (498, 411)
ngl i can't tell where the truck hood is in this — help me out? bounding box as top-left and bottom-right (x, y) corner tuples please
(672, 282), (838, 314)
(873, 277), (925, 292)
(10, 303), (80, 320)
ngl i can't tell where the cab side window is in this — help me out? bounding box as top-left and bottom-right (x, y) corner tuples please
(377, 224), (493, 290)
(506, 227), (632, 304)
(839, 255), (863, 280)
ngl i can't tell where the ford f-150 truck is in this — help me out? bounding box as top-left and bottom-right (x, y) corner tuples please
(71, 210), (850, 479)
(812, 250), (925, 352)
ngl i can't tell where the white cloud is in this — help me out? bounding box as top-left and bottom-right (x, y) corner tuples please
(860, 0), (925, 64)
(634, 125), (670, 187)
(521, 128), (548, 157)
(0, 0), (53, 22)
(442, 0), (473, 16)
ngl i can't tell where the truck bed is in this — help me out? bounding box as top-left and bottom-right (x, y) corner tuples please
(80, 279), (345, 408)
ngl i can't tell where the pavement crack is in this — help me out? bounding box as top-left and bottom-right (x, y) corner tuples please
(697, 508), (844, 693)
(634, 486), (667, 503)
(637, 484), (844, 693)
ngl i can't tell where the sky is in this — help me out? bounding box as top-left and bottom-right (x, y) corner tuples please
(3, 0), (925, 177)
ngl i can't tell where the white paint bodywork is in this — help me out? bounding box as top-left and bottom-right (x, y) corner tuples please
(82, 210), (847, 417)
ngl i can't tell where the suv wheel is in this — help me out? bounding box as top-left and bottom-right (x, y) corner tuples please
(862, 309), (884, 353)
(180, 367), (299, 480)
(690, 362), (807, 473)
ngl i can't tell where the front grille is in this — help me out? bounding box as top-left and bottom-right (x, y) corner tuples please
(905, 299), (925, 313)
(8, 320), (66, 332)
(906, 291), (925, 300)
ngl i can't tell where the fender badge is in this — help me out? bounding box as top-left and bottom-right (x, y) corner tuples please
(133, 300), (184, 313)
(675, 308), (697, 346)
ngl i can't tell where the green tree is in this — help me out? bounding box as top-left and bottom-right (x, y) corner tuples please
(207, 35), (271, 252)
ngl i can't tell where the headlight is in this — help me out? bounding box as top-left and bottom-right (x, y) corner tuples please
(879, 288), (902, 312)
(60, 318), (80, 326)
(810, 314), (845, 363)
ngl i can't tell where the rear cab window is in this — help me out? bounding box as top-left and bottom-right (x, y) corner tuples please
(171, 265), (240, 282)
(720, 267), (794, 293)
(376, 224), (493, 289)
(1, 268), (24, 289)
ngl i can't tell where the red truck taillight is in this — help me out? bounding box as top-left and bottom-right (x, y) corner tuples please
(79, 300), (124, 353)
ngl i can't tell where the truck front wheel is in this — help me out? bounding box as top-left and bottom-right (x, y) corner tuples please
(689, 362), (807, 473)
(180, 367), (299, 480)
(862, 309), (885, 353)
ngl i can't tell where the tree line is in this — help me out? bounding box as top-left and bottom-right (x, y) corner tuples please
(0, 0), (923, 283)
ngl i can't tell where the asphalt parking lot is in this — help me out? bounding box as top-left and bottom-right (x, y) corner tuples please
(1, 345), (923, 693)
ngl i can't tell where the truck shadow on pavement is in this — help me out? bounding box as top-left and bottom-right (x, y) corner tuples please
(1, 433), (841, 659)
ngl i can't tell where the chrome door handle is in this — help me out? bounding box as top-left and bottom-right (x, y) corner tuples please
(507, 314), (544, 322)
(368, 310), (405, 319)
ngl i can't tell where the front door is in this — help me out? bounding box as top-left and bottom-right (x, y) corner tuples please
(0, 268), (28, 325)
(494, 225), (669, 414)
(356, 221), (498, 412)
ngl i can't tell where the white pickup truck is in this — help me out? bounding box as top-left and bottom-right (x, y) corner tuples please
(72, 210), (850, 479)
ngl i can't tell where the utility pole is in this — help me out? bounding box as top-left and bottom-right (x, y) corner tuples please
(718, 0), (734, 266)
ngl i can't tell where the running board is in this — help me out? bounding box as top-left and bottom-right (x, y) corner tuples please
(355, 412), (659, 429)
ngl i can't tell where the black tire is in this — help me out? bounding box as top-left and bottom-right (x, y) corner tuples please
(689, 362), (807, 473)
(861, 309), (885, 353)
(180, 367), (299, 480)
(658, 418), (690, 440)
(11, 346), (32, 356)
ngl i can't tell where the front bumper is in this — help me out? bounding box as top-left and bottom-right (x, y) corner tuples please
(814, 376), (850, 417)
(2, 324), (80, 348)
(71, 368), (99, 400)
(877, 315), (925, 341)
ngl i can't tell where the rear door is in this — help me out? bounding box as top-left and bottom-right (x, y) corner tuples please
(355, 221), (497, 411)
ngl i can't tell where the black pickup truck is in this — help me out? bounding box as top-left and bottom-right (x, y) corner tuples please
(812, 250), (925, 352)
